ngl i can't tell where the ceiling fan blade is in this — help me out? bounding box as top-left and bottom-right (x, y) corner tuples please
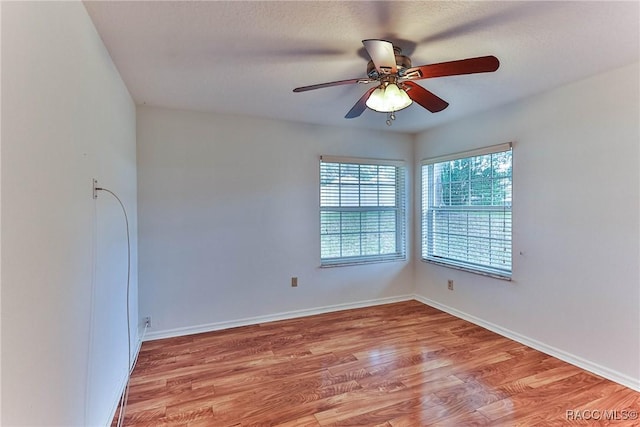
(345, 87), (376, 119)
(403, 56), (499, 80)
(403, 81), (449, 113)
(293, 78), (371, 93)
(362, 39), (397, 74)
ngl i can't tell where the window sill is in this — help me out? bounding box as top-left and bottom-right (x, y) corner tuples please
(321, 256), (406, 268)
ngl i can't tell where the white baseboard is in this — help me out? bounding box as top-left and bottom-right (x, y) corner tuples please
(143, 294), (414, 342)
(412, 294), (640, 392)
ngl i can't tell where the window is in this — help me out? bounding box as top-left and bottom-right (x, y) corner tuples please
(320, 156), (406, 266)
(421, 143), (512, 278)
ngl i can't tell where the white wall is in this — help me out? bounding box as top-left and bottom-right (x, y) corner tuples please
(137, 106), (413, 337)
(414, 62), (640, 389)
(1, 2), (138, 426)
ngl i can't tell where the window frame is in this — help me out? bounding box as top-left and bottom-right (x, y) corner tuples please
(420, 143), (513, 279)
(320, 155), (407, 267)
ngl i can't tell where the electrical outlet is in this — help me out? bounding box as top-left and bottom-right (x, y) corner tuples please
(144, 316), (151, 328)
(291, 277), (298, 287)
(447, 280), (454, 291)
(92, 179), (98, 199)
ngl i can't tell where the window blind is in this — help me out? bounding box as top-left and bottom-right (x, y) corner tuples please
(421, 144), (512, 278)
(320, 157), (406, 266)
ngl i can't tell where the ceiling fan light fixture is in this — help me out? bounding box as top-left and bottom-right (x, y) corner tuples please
(364, 86), (385, 111)
(365, 83), (412, 113)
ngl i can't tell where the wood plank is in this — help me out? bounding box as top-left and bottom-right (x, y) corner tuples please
(113, 300), (639, 426)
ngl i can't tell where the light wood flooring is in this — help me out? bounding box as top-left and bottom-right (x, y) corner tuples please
(113, 300), (640, 426)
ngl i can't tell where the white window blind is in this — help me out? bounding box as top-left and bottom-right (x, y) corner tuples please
(421, 143), (512, 278)
(320, 156), (406, 266)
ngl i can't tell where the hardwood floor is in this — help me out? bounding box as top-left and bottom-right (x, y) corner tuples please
(113, 300), (640, 426)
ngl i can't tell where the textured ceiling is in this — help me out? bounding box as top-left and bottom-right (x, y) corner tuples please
(83, 1), (640, 133)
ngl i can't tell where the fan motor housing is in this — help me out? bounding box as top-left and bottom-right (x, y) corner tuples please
(367, 48), (412, 78)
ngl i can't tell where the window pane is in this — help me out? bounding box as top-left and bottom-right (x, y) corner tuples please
(321, 235), (340, 259)
(437, 182), (450, 206)
(451, 158), (469, 182)
(320, 212), (340, 234)
(493, 177), (512, 205)
(470, 179), (492, 206)
(320, 163), (339, 184)
(360, 184), (379, 206)
(380, 211), (396, 232)
(380, 232), (396, 254)
(449, 182), (467, 206)
(360, 165), (378, 182)
(320, 184), (339, 206)
(342, 234), (361, 257)
(471, 154), (492, 179)
(340, 163), (359, 179)
(362, 233), (380, 255)
(468, 213), (490, 238)
(492, 152), (512, 178)
(378, 166), (396, 184)
(379, 185), (396, 207)
(340, 184), (359, 207)
(448, 212), (467, 236)
(362, 211), (380, 232)
(341, 212), (360, 233)
(436, 162), (451, 183)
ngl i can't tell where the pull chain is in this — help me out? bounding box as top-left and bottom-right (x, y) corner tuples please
(386, 111), (396, 126)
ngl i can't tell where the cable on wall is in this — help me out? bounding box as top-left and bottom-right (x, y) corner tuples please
(94, 185), (133, 427)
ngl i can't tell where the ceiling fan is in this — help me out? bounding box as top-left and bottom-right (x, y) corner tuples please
(293, 39), (499, 126)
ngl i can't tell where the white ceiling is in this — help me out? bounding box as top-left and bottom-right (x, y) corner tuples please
(83, 1), (640, 134)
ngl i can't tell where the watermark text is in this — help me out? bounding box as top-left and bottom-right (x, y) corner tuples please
(566, 409), (638, 421)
